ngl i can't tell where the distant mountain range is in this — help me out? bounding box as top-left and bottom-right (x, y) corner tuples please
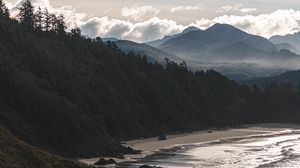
(156, 24), (279, 61)
(109, 24), (300, 80)
(275, 43), (300, 54)
(270, 32), (300, 52)
(112, 39), (288, 81)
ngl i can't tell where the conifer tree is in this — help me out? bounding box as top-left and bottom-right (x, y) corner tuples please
(34, 7), (43, 31)
(49, 13), (57, 32)
(42, 8), (51, 32)
(56, 14), (66, 37)
(18, 0), (35, 29)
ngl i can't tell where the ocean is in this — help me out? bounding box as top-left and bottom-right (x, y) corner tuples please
(121, 129), (300, 168)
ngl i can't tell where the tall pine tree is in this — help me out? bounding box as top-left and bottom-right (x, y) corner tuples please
(42, 8), (51, 32)
(34, 7), (43, 31)
(56, 14), (66, 37)
(18, 0), (34, 29)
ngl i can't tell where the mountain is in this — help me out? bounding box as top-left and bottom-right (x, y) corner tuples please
(158, 23), (277, 60)
(149, 23), (300, 80)
(114, 40), (287, 81)
(114, 40), (182, 63)
(212, 41), (267, 61)
(0, 127), (89, 168)
(275, 43), (300, 54)
(146, 26), (200, 47)
(270, 32), (300, 51)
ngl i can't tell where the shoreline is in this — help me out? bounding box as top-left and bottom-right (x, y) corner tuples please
(78, 123), (300, 166)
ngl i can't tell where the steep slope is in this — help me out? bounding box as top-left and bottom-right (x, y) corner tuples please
(212, 41), (267, 61)
(0, 15), (265, 158)
(0, 126), (90, 168)
(270, 32), (300, 51)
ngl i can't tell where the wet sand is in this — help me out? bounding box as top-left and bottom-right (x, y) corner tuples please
(79, 123), (300, 166)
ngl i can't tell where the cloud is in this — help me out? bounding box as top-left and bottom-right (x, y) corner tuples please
(7, 0), (300, 42)
(81, 16), (184, 42)
(217, 4), (257, 14)
(81, 16), (132, 39)
(170, 5), (202, 12)
(7, 0), (183, 42)
(121, 5), (159, 22)
(193, 9), (300, 38)
(126, 17), (185, 42)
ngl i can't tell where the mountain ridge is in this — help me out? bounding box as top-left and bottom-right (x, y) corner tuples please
(270, 32), (300, 51)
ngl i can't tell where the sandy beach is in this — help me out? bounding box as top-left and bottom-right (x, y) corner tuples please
(79, 123), (300, 166)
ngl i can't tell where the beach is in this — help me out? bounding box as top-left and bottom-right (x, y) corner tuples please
(79, 123), (300, 167)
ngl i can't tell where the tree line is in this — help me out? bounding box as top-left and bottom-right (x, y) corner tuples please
(0, 0), (80, 37)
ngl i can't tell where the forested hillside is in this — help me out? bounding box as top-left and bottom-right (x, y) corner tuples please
(0, 126), (90, 168)
(1, 0), (300, 163)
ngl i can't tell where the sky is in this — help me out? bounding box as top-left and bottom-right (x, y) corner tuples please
(5, 0), (300, 42)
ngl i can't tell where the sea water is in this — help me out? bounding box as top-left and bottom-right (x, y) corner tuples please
(121, 129), (300, 168)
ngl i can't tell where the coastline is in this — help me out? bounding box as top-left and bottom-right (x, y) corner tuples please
(79, 123), (300, 166)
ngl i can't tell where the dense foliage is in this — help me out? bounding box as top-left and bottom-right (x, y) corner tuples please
(0, 0), (300, 159)
(0, 126), (91, 168)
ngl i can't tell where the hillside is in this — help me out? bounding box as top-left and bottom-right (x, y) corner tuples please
(0, 126), (91, 168)
(0, 8), (267, 158)
(242, 70), (300, 89)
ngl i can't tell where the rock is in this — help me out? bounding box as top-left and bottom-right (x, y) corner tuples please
(94, 158), (116, 165)
(158, 133), (166, 140)
(208, 130), (213, 133)
(139, 165), (152, 168)
(121, 146), (141, 154)
(139, 165), (161, 168)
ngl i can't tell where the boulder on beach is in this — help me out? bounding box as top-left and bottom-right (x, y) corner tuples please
(158, 133), (166, 140)
(122, 146), (142, 154)
(94, 158), (116, 165)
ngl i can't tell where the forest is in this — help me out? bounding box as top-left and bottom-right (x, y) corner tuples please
(0, 0), (300, 161)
